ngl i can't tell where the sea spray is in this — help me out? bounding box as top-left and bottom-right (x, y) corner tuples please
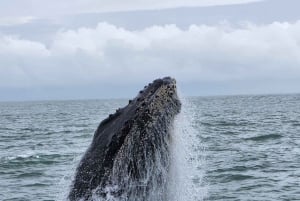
(60, 97), (206, 201)
(168, 96), (207, 201)
(62, 97), (206, 201)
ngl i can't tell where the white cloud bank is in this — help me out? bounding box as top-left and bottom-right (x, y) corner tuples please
(1, 21), (300, 93)
(1, 0), (262, 18)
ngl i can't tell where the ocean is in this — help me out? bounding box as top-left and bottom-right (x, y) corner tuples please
(0, 95), (299, 201)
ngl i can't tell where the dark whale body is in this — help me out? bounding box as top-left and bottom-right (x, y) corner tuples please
(68, 77), (181, 201)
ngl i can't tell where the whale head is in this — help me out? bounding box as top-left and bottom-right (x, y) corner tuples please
(69, 77), (181, 201)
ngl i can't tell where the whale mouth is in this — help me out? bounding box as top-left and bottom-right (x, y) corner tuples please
(69, 77), (181, 201)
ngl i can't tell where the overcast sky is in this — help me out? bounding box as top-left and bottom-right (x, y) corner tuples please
(1, 0), (300, 101)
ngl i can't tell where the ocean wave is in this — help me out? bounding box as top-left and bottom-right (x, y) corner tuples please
(245, 134), (283, 141)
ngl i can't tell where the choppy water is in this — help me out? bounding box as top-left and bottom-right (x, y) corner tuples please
(1, 95), (300, 201)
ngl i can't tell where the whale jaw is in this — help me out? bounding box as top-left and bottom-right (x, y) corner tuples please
(69, 77), (181, 201)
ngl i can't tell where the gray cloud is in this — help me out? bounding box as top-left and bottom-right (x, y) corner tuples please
(1, 21), (300, 95)
(0, 16), (35, 26)
(0, 0), (262, 18)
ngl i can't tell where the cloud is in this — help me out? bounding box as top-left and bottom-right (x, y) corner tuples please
(70, 0), (263, 13)
(1, 0), (263, 18)
(1, 21), (300, 96)
(0, 16), (35, 26)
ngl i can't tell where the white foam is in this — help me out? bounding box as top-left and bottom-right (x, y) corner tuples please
(3, 150), (39, 161)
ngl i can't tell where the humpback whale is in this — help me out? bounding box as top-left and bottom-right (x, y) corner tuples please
(68, 77), (181, 201)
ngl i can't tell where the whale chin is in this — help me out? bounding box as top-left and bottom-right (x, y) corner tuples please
(68, 77), (181, 201)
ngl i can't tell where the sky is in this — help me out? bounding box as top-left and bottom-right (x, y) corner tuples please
(1, 0), (300, 101)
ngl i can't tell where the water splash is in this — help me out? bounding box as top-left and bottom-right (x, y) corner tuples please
(63, 96), (207, 201)
(88, 97), (207, 201)
(168, 96), (207, 201)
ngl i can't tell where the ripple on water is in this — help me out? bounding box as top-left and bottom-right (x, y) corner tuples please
(244, 133), (283, 141)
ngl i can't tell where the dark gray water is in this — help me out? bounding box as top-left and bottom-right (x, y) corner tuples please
(192, 95), (300, 201)
(0, 95), (300, 200)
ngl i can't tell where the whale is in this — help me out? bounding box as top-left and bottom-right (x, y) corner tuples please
(68, 77), (181, 201)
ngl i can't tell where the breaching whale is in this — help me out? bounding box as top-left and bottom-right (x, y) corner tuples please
(68, 77), (181, 201)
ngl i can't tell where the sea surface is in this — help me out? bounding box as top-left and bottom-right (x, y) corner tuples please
(0, 95), (300, 201)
